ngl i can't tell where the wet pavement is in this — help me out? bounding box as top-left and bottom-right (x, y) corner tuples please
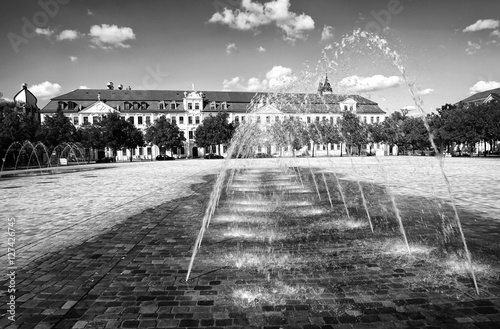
(0, 157), (499, 328)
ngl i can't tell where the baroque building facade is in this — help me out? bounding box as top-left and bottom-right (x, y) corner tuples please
(41, 79), (386, 160)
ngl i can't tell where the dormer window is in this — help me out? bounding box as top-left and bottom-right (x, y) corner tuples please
(159, 102), (164, 110)
(133, 102), (140, 110)
(57, 101), (67, 110)
(170, 102), (177, 110)
(67, 101), (77, 110)
(222, 102), (227, 110)
(210, 102), (216, 110)
(124, 102), (132, 111)
(141, 102), (148, 110)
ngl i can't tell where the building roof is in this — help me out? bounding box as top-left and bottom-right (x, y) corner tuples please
(459, 87), (500, 104)
(42, 88), (385, 115)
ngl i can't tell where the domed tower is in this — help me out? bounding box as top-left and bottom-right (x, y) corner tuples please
(13, 83), (40, 121)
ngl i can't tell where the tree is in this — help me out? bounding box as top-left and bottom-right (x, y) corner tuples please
(0, 100), (40, 165)
(76, 123), (106, 163)
(0, 100), (39, 152)
(145, 116), (185, 156)
(123, 123), (145, 162)
(194, 112), (235, 155)
(101, 112), (145, 161)
(308, 119), (341, 156)
(38, 108), (76, 148)
(338, 111), (368, 156)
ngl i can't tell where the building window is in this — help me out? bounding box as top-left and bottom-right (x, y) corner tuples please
(370, 116), (374, 123)
(73, 117), (79, 125)
(241, 116), (245, 123)
(68, 102), (76, 110)
(122, 148), (127, 156)
(170, 102), (176, 110)
(141, 102), (148, 110)
(344, 105), (348, 111)
(266, 116), (270, 124)
(179, 116), (184, 124)
(363, 117), (367, 123)
(147, 147), (152, 156)
(350, 106), (353, 111)
(322, 116), (326, 121)
(124, 102), (132, 111)
(257, 116), (261, 123)
(275, 116), (280, 122)
(138, 116), (143, 125)
(121, 116), (126, 120)
(133, 102), (140, 110)
(234, 116), (239, 123)
(146, 116), (151, 125)
(132, 149), (136, 156)
(188, 131), (194, 140)
(307, 116), (311, 123)
(188, 102), (193, 110)
(159, 103), (164, 110)
(376, 116), (380, 123)
(195, 116), (200, 124)
(171, 116), (176, 125)
(188, 116), (193, 124)
(210, 102), (216, 110)
(316, 116), (320, 122)
(128, 117), (135, 125)
(93, 116), (99, 123)
(195, 103), (200, 110)
(222, 102), (227, 110)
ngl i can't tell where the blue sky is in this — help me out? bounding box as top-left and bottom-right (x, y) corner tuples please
(1, 0), (499, 113)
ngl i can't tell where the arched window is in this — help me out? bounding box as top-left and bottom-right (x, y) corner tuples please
(124, 102), (132, 111)
(141, 102), (148, 110)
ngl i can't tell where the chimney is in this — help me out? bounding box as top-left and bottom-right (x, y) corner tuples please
(107, 82), (114, 90)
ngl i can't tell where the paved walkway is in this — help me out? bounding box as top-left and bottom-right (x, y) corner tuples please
(1, 158), (499, 329)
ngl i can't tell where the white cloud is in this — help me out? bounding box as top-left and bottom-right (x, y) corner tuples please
(79, 86), (89, 89)
(57, 29), (82, 41)
(222, 65), (296, 91)
(208, 0), (314, 44)
(258, 46), (266, 52)
(89, 24), (136, 49)
(469, 80), (500, 94)
(69, 56), (78, 62)
(491, 30), (500, 38)
(29, 81), (62, 99)
(87, 9), (93, 15)
(265, 65), (295, 88)
(321, 25), (334, 42)
(339, 75), (403, 93)
(416, 88), (434, 96)
(226, 43), (237, 55)
(465, 40), (481, 54)
(463, 19), (500, 32)
(35, 28), (54, 36)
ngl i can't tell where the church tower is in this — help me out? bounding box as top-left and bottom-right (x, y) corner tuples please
(318, 74), (333, 95)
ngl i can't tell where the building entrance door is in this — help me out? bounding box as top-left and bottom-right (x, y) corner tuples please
(192, 147), (198, 158)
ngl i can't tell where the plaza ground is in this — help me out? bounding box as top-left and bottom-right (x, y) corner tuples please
(1, 157), (499, 328)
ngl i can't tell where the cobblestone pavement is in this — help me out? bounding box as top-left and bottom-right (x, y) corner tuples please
(0, 158), (499, 328)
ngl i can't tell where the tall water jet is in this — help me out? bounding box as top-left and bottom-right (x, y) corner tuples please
(331, 171), (350, 219)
